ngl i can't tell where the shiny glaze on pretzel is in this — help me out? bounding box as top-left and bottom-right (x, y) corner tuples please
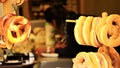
(0, 13), (31, 49)
(4, 15), (31, 44)
(0, 13), (16, 35)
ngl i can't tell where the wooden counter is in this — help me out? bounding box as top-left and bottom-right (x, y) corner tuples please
(37, 57), (73, 68)
(0, 63), (35, 68)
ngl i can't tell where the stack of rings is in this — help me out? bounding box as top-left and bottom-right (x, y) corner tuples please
(74, 12), (120, 47)
(73, 12), (120, 68)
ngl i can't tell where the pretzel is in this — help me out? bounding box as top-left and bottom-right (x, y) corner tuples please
(90, 17), (102, 47)
(100, 52), (113, 68)
(98, 46), (120, 68)
(100, 14), (120, 47)
(109, 47), (120, 68)
(0, 13), (16, 35)
(4, 16), (31, 44)
(88, 52), (101, 68)
(74, 16), (86, 45)
(73, 52), (113, 68)
(96, 52), (108, 68)
(72, 52), (94, 68)
(82, 16), (93, 45)
(73, 12), (120, 68)
(0, 0), (30, 49)
(96, 17), (107, 45)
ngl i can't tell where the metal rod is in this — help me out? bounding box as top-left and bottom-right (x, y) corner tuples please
(65, 19), (76, 23)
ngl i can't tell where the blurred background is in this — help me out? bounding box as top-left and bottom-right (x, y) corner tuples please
(0, 0), (120, 68)
(19, 0), (120, 20)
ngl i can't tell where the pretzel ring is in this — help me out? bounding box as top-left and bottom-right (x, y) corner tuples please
(73, 52), (94, 68)
(96, 52), (109, 68)
(100, 14), (120, 47)
(88, 52), (101, 68)
(74, 16), (86, 45)
(90, 17), (102, 47)
(107, 14), (120, 36)
(0, 13), (16, 36)
(98, 46), (118, 68)
(96, 17), (107, 45)
(4, 16), (31, 44)
(82, 16), (93, 45)
(109, 47), (120, 68)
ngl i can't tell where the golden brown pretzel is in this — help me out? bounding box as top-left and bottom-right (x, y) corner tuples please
(109, 47), (120, 68)
(100, 52), (113, 68)
(98, 46), (120, 68)
(73, 51), (113, 68)
(82, 16), (93, 45)
(96, 17), (107, 45)
(88, 52), (101, 68)
(73, 12), (120, 68)
(90, 17), (102, 47)
(0, 13), (16, 35)
(73, 52), (94, 68)
(100, 14), (120, 47)
(74, 16), (86, 45)
(4, 16), (31, 44)
(106, 14), (120, 34)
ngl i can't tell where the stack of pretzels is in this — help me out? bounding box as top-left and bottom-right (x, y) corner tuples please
(73, 12), (120, 68)
(0, 0), (31, 49)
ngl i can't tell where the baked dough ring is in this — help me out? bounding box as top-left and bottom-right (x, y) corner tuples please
(96, 17), (107, 45)
(73, 52), (111, 68)
(4, 16), (31, 44)
(74, 16), (86, 45)
(101, 52), (113, 68)
(73, 52), (94, 68)
(98, 46), (114, 68)
(90, 17), (102, 47)
(95, 12), (108, 45)
(100, 14), (120, 47)
(106, 14), (120, 34)
(100, 25), (120, 47)
(109, 47), (120, 68)
(82, 16), (93, 45)
(0, 13), (16, 35)
(96, 52), (108, 68)
(88, 52), (101, 68)
(98, 46), (120, 68)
